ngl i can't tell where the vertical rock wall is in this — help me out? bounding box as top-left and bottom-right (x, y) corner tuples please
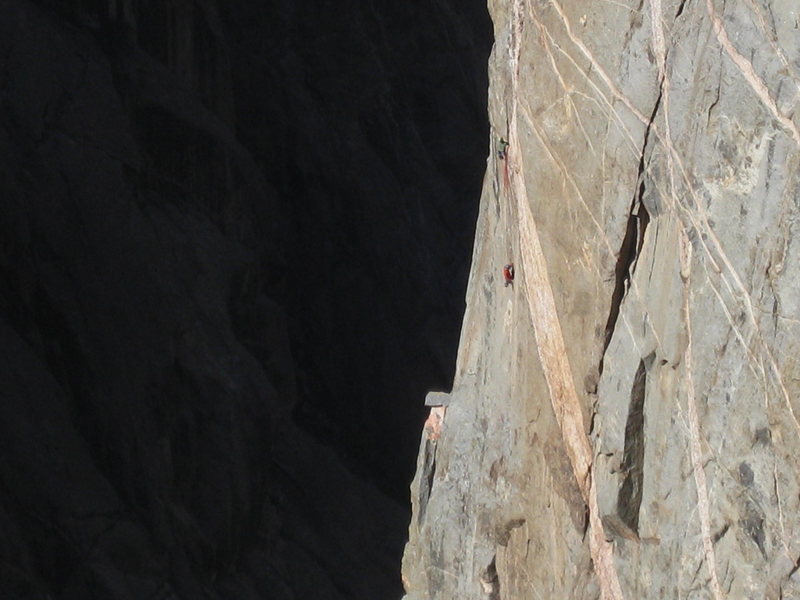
(403, 1), (800, 598)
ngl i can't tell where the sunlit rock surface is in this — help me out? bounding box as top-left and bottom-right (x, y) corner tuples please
(403, 1), (800, 598)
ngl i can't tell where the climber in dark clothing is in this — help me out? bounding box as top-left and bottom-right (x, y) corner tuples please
(503, 263), (514, 287)
(497, 137), (509, 160)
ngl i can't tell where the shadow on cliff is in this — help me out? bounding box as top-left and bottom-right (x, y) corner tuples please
(222, 1), (491, 501)
(0, 1), (490, 598)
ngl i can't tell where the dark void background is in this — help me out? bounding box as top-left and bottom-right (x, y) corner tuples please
(0, 1), (491, 598)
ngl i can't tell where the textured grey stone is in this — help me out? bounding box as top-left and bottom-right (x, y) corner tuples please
(403, 0), (800, 598)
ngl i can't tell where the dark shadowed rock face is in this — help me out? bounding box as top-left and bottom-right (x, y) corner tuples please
(0, 1), (490, 599)
(222, 1), (491, 499)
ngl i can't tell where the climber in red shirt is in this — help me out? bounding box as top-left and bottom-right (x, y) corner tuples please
(503, 263), (514, 287)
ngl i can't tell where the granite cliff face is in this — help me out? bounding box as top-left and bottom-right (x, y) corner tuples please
(404, 1), (800, 598)
(0, 1), (490, 598)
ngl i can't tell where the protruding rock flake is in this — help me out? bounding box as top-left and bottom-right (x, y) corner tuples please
(403, 1), (800, 598)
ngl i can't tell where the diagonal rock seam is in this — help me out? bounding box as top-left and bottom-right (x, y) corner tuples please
(680, 231), (725, 600)
(507, 4), (623, 599)
(510, 130), (623, 600)
(705, 0), (800, 149)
